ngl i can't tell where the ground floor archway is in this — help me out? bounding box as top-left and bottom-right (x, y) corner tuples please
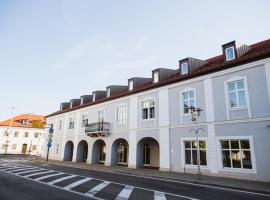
(137, 137), (160, 169)
(76, 140), (88, 162)
(64, 141), (74, 161)
(92, 139), (106, 164)
(111, 138), (129, 166)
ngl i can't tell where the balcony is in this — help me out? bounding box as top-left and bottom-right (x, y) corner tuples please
(85, 122), (110, 137)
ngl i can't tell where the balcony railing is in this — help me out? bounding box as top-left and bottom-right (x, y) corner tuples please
(85, 122), (110, 137)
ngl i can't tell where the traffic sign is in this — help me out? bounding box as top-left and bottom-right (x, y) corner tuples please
(47, 142), (52, 148)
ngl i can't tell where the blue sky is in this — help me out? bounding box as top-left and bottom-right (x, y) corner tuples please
(0, 0), (269, 120)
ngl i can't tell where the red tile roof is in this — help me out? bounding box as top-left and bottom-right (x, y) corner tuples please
(0, 114), (45, 128)
(46, 39), (270, 118)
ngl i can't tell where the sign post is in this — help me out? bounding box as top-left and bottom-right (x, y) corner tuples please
(46, 124), (54, 162)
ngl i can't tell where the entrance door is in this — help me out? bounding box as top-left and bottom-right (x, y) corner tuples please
(118, 143), (128, 165)
(143, 144), (150, 166)
(99, 145), (106, 163)
(22, 144), (27, 154)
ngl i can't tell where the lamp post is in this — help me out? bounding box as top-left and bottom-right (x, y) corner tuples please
(5, 106), (15, 154)
(188, 106), (204, 176)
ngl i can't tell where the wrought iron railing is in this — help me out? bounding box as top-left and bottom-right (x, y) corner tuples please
(85, 122), (110, 137)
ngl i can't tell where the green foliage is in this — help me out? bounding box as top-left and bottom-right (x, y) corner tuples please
(31, 121), (45, 128)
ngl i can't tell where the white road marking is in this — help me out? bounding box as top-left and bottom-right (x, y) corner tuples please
(115, 185), (134, 200)
(35, 172), (64, 181)
(154, 191), (166, 200)
(1, 166), (21, 171)
(8, 167), (37, 173)
(15, 169), (45, 175)
(24, 170), (55, 178)
(47, 174), (77, 185)
(63, 177), (92, 190)
(85, 181), (110, 197)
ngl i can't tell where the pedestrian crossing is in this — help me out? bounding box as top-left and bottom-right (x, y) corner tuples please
(0, 164), (197, 200)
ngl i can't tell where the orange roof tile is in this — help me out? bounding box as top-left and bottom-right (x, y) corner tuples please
(0, 114), (46, 128)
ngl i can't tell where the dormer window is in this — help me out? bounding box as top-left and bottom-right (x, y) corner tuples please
(181, 62), (189, 75)
(107, 88), (111, 97)
(129, 80), (133, 91)
(225, 46), (236, 61)
(80, 97), (84, 105)
(60, 104), (63, 111)
(153, 72), (159, 83)
(70, 101), (73, 108)
(93, 93), (96, 102)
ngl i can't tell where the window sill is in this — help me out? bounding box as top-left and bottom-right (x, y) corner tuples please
(141, 118), (156, 122)
(229, 106), (248, 111)
(184, 164), (209, 169)
(219, 167), (255, 174)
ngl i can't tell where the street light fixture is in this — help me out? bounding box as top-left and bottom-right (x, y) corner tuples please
(187, 106), (204, 177)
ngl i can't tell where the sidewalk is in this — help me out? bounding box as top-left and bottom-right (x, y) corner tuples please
(35, 158), (270, 194)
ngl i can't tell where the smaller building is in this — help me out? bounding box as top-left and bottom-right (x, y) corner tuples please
(0, 114), (46, 156)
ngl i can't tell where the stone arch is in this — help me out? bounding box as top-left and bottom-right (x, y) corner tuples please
(64, 141), (74, 161)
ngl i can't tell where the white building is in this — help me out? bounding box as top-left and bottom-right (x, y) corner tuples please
(45, 39), (270, 181)
(0, 114), (46, 156)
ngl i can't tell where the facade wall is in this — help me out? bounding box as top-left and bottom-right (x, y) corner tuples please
(0, 126), (45, 156)
(45, 58), (270, 181)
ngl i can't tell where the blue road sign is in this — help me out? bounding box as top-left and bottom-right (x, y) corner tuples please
(47, 142), (52, 148)
(49, 127), (54, 134)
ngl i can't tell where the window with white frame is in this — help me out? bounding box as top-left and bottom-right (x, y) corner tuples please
(182, 90), (195, 114)
(97, 110), (104, 122)
(184, 140), (207, 166)
(225, 46), (236, 61)
(227, 79), (247, 109)
(129, 80), (133, 91)
(220, 139), (252, 169)
(142, 99), (155, 120)
(153, 72), (159, 83)
(34, 132), (39, 138)
(93, 93), (96, 102)
(69, 118), (75, 129)
(116, 105), (127, 125)
(59, 120), (62, 130)
(81, 114), (88, 127)
(181, 62), (189, 75)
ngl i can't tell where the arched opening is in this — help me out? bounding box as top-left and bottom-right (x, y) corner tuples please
(21, 143), (27, 154)
(64, 141), (74, 161)
(137, 137), (160, 169)
(111, 139), (129, 166)
(76, 140), (88, 162)
(92, 139), (106, 164)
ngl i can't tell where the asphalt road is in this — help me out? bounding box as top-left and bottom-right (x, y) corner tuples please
(0, 157), (269, 200)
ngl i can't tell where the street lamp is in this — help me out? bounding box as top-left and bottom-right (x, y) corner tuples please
(5, 106), (15, 154)
(188, 106), (204, 177)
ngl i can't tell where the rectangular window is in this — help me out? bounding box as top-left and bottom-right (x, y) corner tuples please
(182, 90), (195, 114)
(56, 144), (60, 154)
(34, 132), (39, 138)
(97, 110), (104, 122)
(116, 105), (128, 125)
(227, 80), (247, 109)
(25, 132), (29, 137)
(93, 93), (96, 102)
(59, 120), (62, 130)
(32, 145), (37, 151)
(184, 140), (207, 166)
(129, 81), (133, 91)
(153, 72), (159, 83)
(81, 115), (88, 127)
(142, 100), (155, 120)
(4, 131), (8, 137)
(181, 62), (189, 75)
(220, 139), (252, 169)
(69, 118), (74, 129)
(225, 46), (236, 61)
(12, 144), (17, 150)
(14, 131), (19, 137)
